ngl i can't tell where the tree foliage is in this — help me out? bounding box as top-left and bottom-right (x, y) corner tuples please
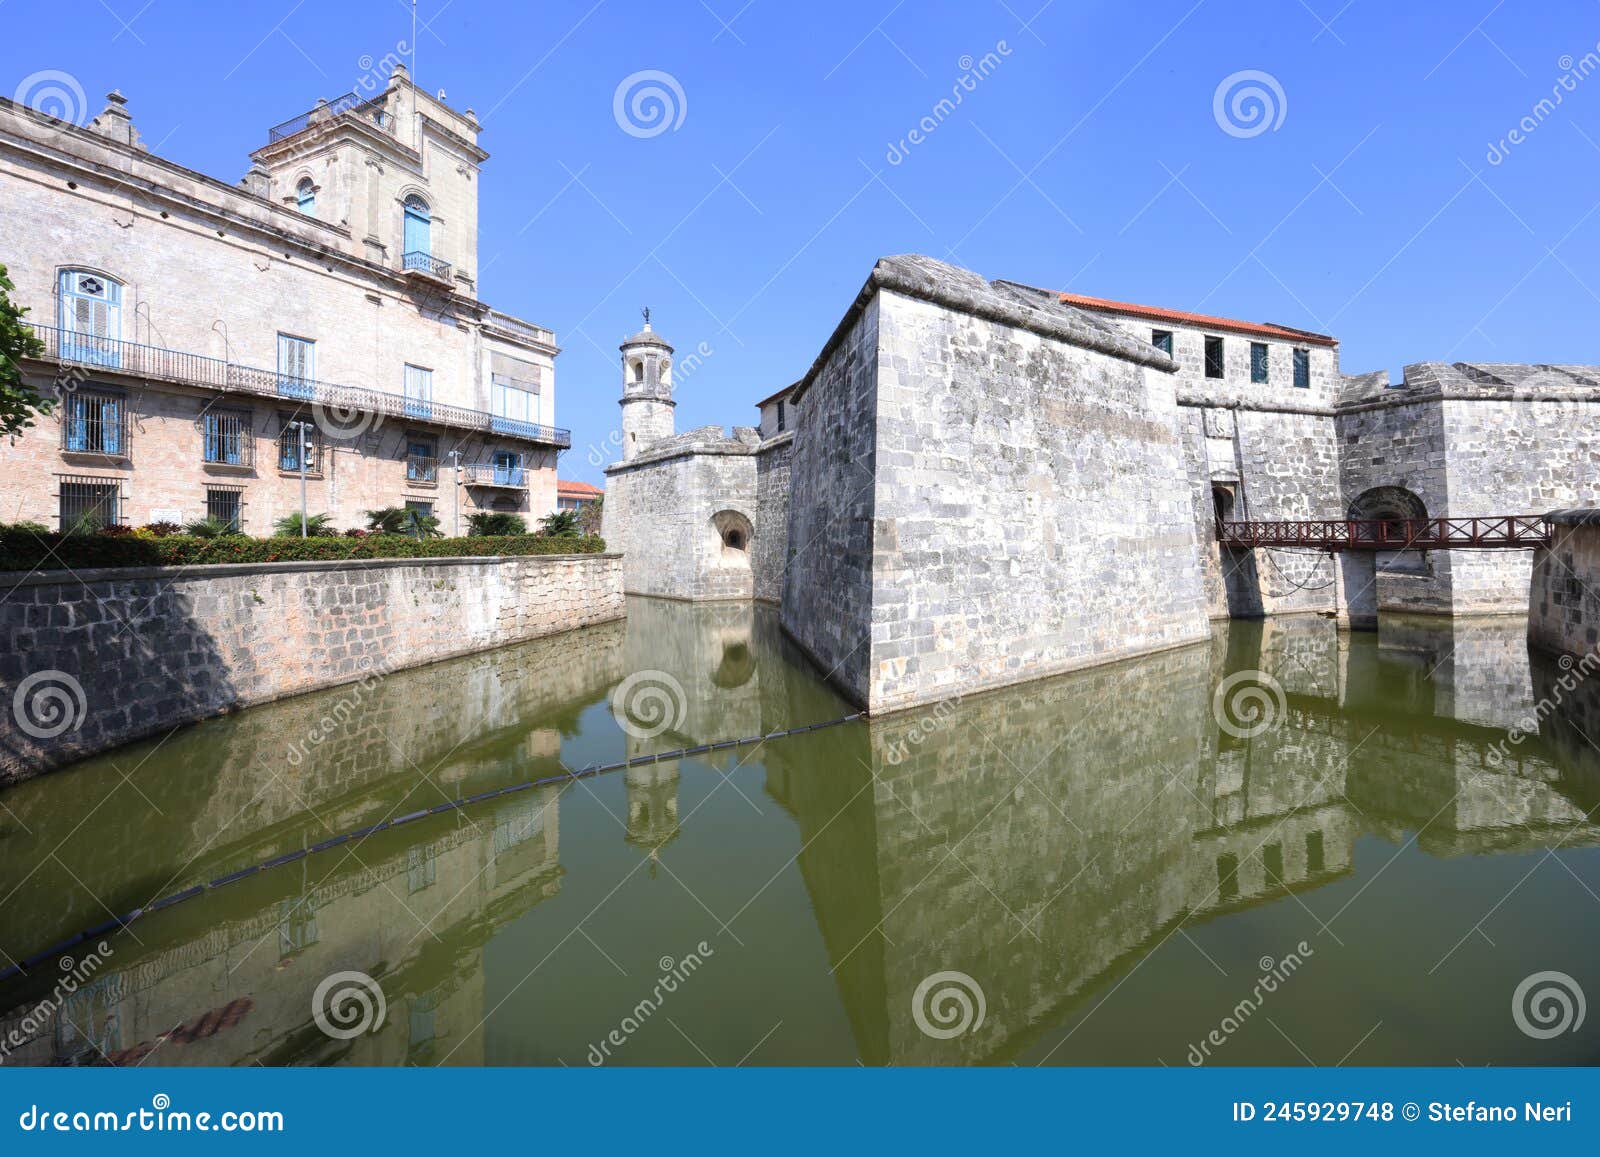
(0, 264), (50, 440)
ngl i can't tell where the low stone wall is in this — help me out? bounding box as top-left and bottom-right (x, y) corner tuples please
(0, 552), (624, 782)
(1530, 511), (1600, 659)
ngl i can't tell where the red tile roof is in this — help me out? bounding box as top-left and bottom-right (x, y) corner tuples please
(1057, 291), (1338, 347)
(754, 382), (798, 408)
(557, 479), (603, 498)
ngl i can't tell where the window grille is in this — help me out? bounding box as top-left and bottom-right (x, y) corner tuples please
(201, 410), (253, 467)
(1293, 348), (1311, 389)
(57, 475), (123, 531)
(61, 390), (128, 456)
(1151, 329), (1173, 356)
(278, 416), (322, 473)
(205, 486), (245, 532)
(1250, 342), (1269, 384)
(1204, 335), (1225, 379)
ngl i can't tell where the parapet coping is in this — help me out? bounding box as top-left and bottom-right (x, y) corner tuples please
(789, 254), (1177, 406)
(1545, 509), (1600, 528)
(0, 552), (622, 588)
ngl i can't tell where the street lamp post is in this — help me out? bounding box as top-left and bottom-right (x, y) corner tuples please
(298, 423), (310, 537)
(446, 449), (462, 536)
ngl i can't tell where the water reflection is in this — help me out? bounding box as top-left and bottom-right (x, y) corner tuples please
(1, 603), (1597, 1066)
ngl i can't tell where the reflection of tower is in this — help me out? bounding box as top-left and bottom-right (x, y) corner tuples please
(624, 755), (681, 864)
(619, 309), (675, 460)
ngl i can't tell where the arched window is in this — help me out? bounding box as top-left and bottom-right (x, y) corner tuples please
(295, 178), (315, 216)
(630, 359), (645, 383)
(58, 269), (123, 367)
(403, 194), (431, 260)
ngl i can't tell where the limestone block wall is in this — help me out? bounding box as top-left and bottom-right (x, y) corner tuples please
(603, 447), (759, 600)
(1184, 400), (1343, 619)
(780, 296), (881, 700)
(754, 435), (793, 603)
(0, 552), (624, 781)
(787, 281), (1209, 713)
(1530, 510), (1600, 659)
(1439, 397), (1600, 614)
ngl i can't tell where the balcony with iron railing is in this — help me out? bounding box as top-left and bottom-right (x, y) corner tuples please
(28, 325), (572, 449)
(267, 92), (395, 144)
(462, 463), (527, 489)
(402, 250), (453, 282)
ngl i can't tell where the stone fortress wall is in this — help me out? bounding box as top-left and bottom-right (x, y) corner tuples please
(601, 252), (1600, 716)
(0, 552), (624, 782)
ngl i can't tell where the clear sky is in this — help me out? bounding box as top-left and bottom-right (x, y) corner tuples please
(5, 0), (1599, 485)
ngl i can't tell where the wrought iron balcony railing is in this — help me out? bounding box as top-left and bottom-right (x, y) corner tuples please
(402, 250), (452, 280)
(462, 463), (527, 489)
(268, 92), (395, 144)
(28, 325), (571, 449)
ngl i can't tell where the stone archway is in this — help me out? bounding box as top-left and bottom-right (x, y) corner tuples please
(711, 509), (753, 564)
(1347, 485), (1428, 523)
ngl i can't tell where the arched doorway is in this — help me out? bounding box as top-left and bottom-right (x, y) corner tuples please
(1348, 486), (1431, 575)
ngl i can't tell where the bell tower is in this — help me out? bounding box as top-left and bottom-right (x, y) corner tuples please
(619, 309), (675, 460)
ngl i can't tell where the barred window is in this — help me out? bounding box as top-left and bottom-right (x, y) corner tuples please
(205, 486), (244, 532)
(278, 416), (322, 473)
(1204, 335), (1225, 379)
(406, 438), (437, 483)
(202, 410), (252, 466)
(1293, 348), (1311, 389)
(62, 390), (128, 456)
(1250, 342), (1269, 384)
(1151, 329), (1173, 356)
(57, 475), (122, 531)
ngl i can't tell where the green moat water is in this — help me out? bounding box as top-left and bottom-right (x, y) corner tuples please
(2, 597), (1599, 1066)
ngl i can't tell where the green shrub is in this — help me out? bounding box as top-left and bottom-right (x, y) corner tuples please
(0, 520), (51, 536)
(467, 512), (527, 536)
(142, 521), (183, 537)
(0, 531), (607, 572)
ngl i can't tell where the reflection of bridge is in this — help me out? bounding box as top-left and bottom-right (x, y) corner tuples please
(1218, 515), (1550, 551)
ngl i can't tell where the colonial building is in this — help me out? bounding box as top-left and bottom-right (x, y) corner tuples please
(0, 65), (568, 535)
(555, 478), (602, 513)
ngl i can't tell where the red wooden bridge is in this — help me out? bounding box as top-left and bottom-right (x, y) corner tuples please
(1217, 515), (1551, 552)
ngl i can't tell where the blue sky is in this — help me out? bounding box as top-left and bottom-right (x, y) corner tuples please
(6, 0), (1600, 485)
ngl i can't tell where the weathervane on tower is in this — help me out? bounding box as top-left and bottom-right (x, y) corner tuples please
(642, 306), (651, 327)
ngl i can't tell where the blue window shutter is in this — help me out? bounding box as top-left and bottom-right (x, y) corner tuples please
(66, 396), (87, 451)
(404, 198), (430, 256)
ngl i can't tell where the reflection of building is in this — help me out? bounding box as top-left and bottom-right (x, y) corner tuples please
(0, 787), (563, 1066)
(762, 613), (1600, 1065)
(624, 761), (681, 859)
(0, 67), (566, 534)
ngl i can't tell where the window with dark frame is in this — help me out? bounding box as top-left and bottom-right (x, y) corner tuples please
(1152, 329), (1173, 356)
(1250, 342), (1269, 384)
(57, 476), (121, 531)
(205, 487), (244, 532)
(776, 400), (786, 432)
(202, 410), (252, 466)
(1293, 347), (1311, 389)
(62, 390), (128, 456)
(278, 416), (321, 473)
(1204, 335), (1225, 379)
(406, 437), (437, 483)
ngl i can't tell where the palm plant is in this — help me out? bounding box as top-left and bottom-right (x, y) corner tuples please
(273, 511), (337, 537)
(466, 511), (527, 536)
(183, 516), (234, 538)
(367, 506), (442, 539)
(539, 510), (580, 538)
